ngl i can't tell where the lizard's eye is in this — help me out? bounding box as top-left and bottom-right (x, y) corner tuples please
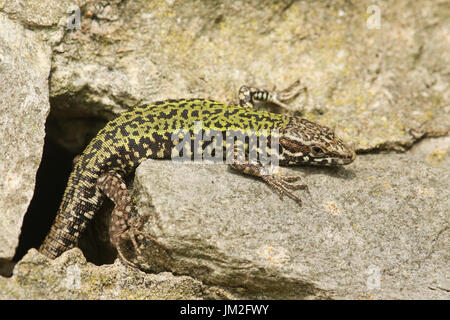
(311, 146), (324, 156)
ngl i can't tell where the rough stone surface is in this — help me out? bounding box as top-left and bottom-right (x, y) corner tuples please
(0, 13), (51, 259)
(0, 0), (448, 300)
(0, 0), (78, 28)
(0, 248), (235, 299)
(131, 137), (449, 299)
(45, 0), (449, 152)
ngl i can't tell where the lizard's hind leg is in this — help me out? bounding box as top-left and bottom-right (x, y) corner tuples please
(238, 79), (306, 110)
(97, 171), (161, 268)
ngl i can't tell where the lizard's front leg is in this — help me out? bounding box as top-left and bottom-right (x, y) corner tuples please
(230, 161), (308, 205)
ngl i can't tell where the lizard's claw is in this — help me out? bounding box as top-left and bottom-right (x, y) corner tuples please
(269, 79), (307, 111)
(261, 174), (308, 205)
(112, 214), (168, 269)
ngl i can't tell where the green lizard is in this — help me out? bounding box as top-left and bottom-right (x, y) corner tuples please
(39, 80), (355, 265)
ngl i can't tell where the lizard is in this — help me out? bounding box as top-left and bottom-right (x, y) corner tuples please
(39, 80), (356, 265)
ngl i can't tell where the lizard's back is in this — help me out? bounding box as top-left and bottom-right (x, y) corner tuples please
(40, 99), (289, 258)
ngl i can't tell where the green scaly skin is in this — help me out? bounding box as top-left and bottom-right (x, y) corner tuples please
(39, 82), (355, 264)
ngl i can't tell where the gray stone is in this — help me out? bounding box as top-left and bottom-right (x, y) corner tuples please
(1, 0), (449, 300)
(0, 13), (51, 259)
(131, 137), (449, 299)
(0, 248), (235, 299)
(44, 0), (448, 152)
(0, 0), (80, 28)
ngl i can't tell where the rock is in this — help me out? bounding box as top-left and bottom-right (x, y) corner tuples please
(0, 0), (79, 28)
(45, 0), (448, 152)
(1, 0), (448, 300)
(0, 13), (51, 260)
(0, 248), (235, 299)
(131, 138), (449, 299)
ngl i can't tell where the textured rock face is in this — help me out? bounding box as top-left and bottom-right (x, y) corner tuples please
(0, 0), (449, 299)
(43, 0), (448, 152)
(130, 141), (449, 299)
(0, 248), (234, 299)
(0, 13), (51, 259)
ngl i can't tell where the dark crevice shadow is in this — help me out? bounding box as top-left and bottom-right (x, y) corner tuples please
(13, 138), (74, 263)
(12, 117), (116, 267)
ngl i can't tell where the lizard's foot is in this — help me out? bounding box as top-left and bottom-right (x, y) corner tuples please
(112, 214), (168, 269)
(97, 171), (169, 268)
(238, 79), (306, 110)
(269, 79), (307, 110)
(260, 174), (308, 205)
(230, 162), (308, 205)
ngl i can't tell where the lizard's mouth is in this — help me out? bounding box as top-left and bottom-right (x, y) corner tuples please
(283, 152), (355, 166)
(349, 150), (356, 162)
(340, 149), (356, 165)
(328, 142), (356, 165)
(331, 149), (356, 165)
(307, 148), (356, 166)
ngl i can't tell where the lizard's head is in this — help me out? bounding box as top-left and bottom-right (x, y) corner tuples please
(279, 118), (355, 166)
